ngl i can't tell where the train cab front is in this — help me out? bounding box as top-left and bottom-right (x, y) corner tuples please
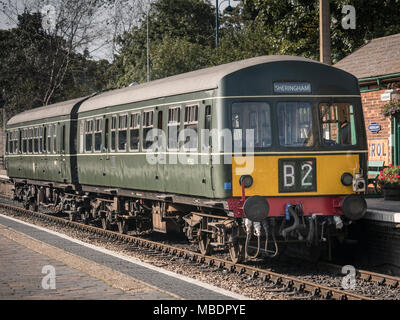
(226, 97), (368, 258)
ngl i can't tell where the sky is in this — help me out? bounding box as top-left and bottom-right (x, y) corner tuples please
(0, 0), (241, 61)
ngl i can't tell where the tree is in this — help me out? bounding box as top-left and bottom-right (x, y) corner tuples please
(108, 0), (216, 87)
(0, 11), (109, 121)
(248, 0), (400, 63)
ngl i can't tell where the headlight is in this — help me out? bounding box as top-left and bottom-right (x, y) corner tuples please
(239, 175), (253, 188)
(341, 172), (353, 186)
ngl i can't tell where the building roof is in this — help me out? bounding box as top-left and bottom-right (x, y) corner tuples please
(334, 33), (400, 79)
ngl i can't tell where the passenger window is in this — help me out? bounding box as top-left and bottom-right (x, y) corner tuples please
(183, 105), (198, 150)
(104, 118), (109, 150)
(34, 127), (39, 153)
(53, 124), (57, 153)
(61, 125), (66, 153)
(94, 118), (102, 151)
(118, 114), (128, 151)
(130, 113), (140, 151)
(9, 132), (13, 154)
(43, 127), (47, 152)
(205, 105), (211, 130)
(39, 127), (43, 153)
(5, 132), (9, 154)
(48, 125), (53, 153)
(111, 116), (117, 151)
(168, 107), (180, 150)
(28, 128), (33, 153)
(85, 120), (93, 152)
(142, 110), (154, 150)
(23, 129), (27, 154)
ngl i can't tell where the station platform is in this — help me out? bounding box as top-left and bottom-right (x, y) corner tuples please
(0, 214), (247, 300)
(364, 198), (400, 223)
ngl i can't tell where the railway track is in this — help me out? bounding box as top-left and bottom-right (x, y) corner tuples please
(1, 200), (398, 300)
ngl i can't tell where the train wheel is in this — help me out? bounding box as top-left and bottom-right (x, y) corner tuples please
(198, 232), (212, 255)
(229, 240), (245, 264)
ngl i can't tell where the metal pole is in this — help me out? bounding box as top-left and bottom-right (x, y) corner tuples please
(319, 0), (331, 65)
(147, 5), (150, 82)
(216, 0), (219, 54)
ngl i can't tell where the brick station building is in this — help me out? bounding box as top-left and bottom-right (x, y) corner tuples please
(334, 33), (400, 166)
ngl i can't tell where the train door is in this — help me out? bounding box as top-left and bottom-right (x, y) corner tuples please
(156, 109), (166, 192)
(203, 104), (214, 197)
(59, 123), (67, 182)
(102, 115), (111, 186)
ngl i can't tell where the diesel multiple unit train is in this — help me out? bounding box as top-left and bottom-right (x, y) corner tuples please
(5, 56), (368, 263)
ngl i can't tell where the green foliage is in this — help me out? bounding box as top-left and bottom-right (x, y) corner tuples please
(382, 100), (400, 118)
(0, 11), (109, 122)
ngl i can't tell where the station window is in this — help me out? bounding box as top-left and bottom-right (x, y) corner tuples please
(168, 106), (180, 150)
(118, 114), (128, 151)
(130, 113), (140, 151)
(183, 105), (198, 150)
(85, 120), (93, 152)
(142, 110), (154, 150)
(94, 118), (102, 152)
(111, 116), (117, 151)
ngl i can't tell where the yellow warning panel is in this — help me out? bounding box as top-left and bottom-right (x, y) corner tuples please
(232, 154), (360, 197)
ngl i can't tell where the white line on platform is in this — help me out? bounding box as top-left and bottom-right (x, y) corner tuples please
(0, 213), (250, 300)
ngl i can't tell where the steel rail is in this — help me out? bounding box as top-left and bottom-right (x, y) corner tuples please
(0, 202), (375, 300)
(317, 261), (400, 288)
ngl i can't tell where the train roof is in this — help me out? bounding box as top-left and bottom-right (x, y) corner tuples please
(7, 55), (328, 126)
(78, 55), (319, 114)
(7, 96), (88, 126)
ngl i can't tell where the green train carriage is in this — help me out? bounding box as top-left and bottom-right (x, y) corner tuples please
(5, 56), (368, 262)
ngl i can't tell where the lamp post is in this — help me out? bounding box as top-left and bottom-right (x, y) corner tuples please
(215, 0), (236, 54)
